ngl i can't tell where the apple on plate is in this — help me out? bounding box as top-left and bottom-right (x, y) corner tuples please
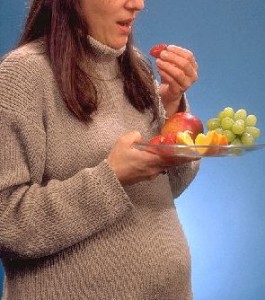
(161, 112), (204, 141)
(161, 132), (178, 145)
(148, 134), (165, 145)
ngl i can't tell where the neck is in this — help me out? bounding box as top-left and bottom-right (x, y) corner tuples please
(85, 36), (126, 81)
(88, 35), (126, 58)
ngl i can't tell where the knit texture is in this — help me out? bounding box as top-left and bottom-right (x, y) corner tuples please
(0, 39), (199, 300)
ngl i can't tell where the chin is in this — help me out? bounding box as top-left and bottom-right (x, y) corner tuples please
(109, 38), (128, 49)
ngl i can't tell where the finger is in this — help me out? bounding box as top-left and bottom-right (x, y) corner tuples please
(166, 45), (198, 69)
(160, 156), (201, 167)
(120, 130), (143, 146)
(158, 68), (198, 89)
(157, 67), (195, 94)
(158, 53), (198, 78)
(159, 49), (198, 76)
(146, 165), (167, 180)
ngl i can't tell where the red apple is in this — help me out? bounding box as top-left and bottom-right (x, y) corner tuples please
(148, 134), (165, 145)
(161, 132), (177, 145)
(161, 112), (204, 141)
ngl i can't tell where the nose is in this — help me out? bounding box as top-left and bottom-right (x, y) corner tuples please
(125, 0), (145, 11)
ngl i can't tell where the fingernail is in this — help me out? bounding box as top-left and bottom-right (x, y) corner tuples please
(167, 45), (179, 50)
(160, 50), (168, 58)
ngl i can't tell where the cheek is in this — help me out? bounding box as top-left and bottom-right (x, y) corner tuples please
(79, 1), (117, 38)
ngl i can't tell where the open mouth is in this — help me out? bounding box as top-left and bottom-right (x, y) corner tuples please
(117, 19), (133, 28)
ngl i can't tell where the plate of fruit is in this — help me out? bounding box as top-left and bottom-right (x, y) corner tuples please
(135, 107), (265, 158)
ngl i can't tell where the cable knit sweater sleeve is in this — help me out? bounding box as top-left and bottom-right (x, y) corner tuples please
(0, 49), (132, 259)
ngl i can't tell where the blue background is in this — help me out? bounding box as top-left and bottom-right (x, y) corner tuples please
(1, 1), (265, 299)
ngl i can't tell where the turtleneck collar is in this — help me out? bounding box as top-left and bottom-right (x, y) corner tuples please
(86, 35), (126, 81)
(88, 35), (126, 58)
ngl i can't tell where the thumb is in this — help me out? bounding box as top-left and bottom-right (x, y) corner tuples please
(123, 131), (143, 145)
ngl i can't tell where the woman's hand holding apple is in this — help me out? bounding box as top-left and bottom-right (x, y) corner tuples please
(106, 131), (194, 185)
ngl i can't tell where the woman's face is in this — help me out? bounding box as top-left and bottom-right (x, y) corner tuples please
(80, 0), (144, 49)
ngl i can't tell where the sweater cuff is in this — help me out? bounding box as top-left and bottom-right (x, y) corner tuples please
(89, 159), (133, 216)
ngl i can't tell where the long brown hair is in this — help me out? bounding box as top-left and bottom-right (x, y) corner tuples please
(19, 0), (159, 122)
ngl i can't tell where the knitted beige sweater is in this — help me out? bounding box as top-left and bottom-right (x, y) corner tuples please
(0, 38), (199, 300)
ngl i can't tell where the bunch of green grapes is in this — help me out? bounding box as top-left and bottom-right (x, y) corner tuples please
(206, 107), (261, 145)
